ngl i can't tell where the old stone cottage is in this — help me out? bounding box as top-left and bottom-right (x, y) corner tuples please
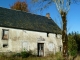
(0, 7), (62, 56)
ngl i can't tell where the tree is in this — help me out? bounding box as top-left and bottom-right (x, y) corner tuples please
(10, 0), (29, 12)
(68, 33), (77, 58)
(31, 0), (79, 59)
(73, 32), (80, 52)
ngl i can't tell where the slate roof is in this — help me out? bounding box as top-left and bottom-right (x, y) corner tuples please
(0, 7), (61, 34)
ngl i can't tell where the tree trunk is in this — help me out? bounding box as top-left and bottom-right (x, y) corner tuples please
(61, 11), (68, 60)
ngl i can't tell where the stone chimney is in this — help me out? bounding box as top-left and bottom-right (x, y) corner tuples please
(46, 13), (50, 19)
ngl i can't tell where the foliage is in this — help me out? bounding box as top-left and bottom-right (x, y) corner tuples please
(12, 53), (21, 57)
(55, 52), (63, 60)
(0, 52), (65, 60)
(73, 32), (80, 51)
(21, 50), (32, 58)
(10, 0), (29, 12)
(12, 50), (32, 58)
(68, 32), (80, 56)
(68, 33), (78, 57)
(0, 53), (7, 58)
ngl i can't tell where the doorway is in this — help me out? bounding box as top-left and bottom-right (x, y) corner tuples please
(37, 43), (44, 56)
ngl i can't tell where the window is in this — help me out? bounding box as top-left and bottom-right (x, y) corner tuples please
(2, 29), (9, 40)
(22, 42), (29, 51)
(47, 33), (49, 37)
(55, 33), (57, 38)
(60, 47), (61, 51)
(48, 43), (54, 51)
(3, 44), (8, 48)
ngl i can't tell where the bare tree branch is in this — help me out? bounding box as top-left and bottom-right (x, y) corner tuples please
(31, 0), (80, 59)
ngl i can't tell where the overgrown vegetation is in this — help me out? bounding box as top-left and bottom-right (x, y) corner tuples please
(12, 50), (32, 58)
(0, 50), (80, 60)
(0, 51), (64, 60)
(55, 52), (63, 60)
(68, 34), (77, 57)
(68, 32), (80, 59)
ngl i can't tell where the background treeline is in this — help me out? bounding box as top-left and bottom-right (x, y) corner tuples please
(68, 32), (80, 56)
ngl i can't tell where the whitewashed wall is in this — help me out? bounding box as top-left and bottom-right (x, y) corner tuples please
(0, 27), (62, 56)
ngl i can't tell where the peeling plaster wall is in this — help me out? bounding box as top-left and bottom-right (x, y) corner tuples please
(0, 27), (62, 56)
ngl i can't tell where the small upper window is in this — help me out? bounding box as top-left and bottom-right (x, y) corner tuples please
(55, 33), (57, 38)
(47, 33), (49, 37)
(2, 29), (9, 40)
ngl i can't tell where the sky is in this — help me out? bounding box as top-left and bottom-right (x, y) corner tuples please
(0, 0), (80, 33)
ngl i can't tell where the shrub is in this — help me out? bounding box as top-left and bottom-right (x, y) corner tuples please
(11, 50), (32, 58)
(68, 36), (77, 57)
(47, 52), (54, 58)
(55, 52), (63, 60)
(0, 53), (7, 58)
(21, 50), (32, 58)
(12, 53), (21, 57)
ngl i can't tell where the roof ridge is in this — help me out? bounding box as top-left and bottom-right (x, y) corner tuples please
(0, 7), (45, 18)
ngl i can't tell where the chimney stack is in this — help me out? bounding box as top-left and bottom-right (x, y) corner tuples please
(46, 13), (50, 19)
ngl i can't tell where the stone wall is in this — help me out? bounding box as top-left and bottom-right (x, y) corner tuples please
(0, 27), (62, 56)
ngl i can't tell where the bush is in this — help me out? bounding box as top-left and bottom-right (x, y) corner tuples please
(12, 53), (21, 57)
(21, 50), (32, 58)
(12, 50), (32, 58)
(21, 51), (29, 58)
(68, 36), (77, 57)
(0, 53), (7, 58)
(55, 52), (63, 60)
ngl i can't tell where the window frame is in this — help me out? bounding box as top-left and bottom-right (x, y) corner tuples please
(2, 29), (9, 40)
(47, 32), (49, 37)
